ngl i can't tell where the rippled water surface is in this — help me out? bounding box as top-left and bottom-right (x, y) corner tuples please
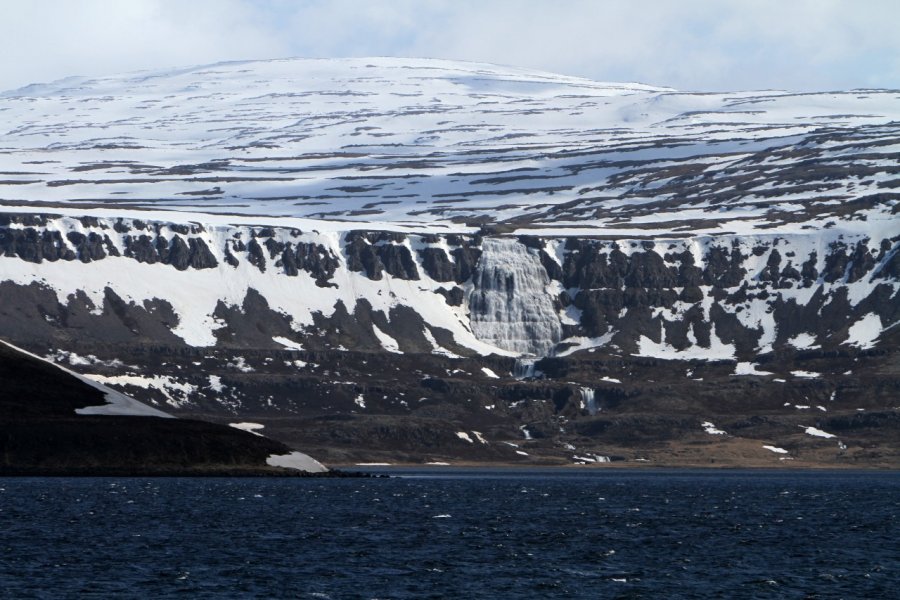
(1, 469), (897, 598)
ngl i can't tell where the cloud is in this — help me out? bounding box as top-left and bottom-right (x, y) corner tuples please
(0, 0), (289, 89)
(0, 0), (897, 92)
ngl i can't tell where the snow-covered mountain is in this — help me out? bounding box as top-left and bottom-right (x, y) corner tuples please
(1, 58), (897, 466)
(2, 57), (896, 232)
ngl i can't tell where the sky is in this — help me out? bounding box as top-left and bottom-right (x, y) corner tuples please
(1, 0), (898, 93)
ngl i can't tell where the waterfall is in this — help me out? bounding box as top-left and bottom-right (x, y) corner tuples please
(513, 358), (539, 379)
(467, 238), (562, 356)
(581, 387), (598, 416)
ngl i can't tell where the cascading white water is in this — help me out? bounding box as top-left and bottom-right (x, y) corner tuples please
(580, 387), (598, 415)
(467, 238), (562, 356)
(513, 357), (539, 379)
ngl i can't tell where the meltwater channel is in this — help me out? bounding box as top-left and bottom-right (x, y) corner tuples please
(1, 469), (897, 599)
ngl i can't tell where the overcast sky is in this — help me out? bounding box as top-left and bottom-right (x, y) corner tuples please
(2, 0), (898, 93)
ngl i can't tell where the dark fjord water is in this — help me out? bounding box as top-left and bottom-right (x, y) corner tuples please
(0, 469), (897, 599)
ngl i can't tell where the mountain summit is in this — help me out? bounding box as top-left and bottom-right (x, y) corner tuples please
(1, 57), (895, 232)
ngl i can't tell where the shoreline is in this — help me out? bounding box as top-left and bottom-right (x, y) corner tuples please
(333, 460), (900, 471)
(0, 463), (896, 477)
(0, 466), (378, 478)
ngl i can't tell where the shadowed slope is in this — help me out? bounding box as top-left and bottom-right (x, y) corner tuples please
(0, 340), (324, 475)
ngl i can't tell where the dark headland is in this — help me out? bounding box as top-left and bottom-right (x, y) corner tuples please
(0, 341), (356, 476)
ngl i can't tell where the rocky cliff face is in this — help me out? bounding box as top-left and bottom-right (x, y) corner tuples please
(0, 58), (898, 466)
(0, 209), (897, 466)
(1, 212), (895, 357)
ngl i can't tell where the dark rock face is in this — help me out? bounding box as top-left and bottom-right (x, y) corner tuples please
(557, 235), (899, 358)
(212, 288), (299, 348)
(436, 286), (465, 306)
(0, 215), (221, 269)
(419, 247), (455, 281)
(246, 239), (267, 272)
(344, 231), (419, 280)
(416, 235), (482, 284)
(66, 231), (115, 262)
(271, 240), (339, 285)
(0, 280), (186, 346)
(124, 235), (218, 270)
(0, 227), (72, 262)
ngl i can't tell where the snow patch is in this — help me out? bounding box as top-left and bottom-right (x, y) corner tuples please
(227, 357), (254, 373)
(802, 426), (836, 439)
(791, 370), (821, 379)
(372, 324), (403, 354)
(86, 374), (197, 408)
(273, 336), (304, 351)
(481, 367), (500, 379)
(733, 362), (773, 376)
(787, 333), (819, 350)
(573, 454), (611, 463)
(636, 324), (736, 361)
(266, 451), (328, 473)
(422, 327), (461, 358)
(208, 375), (224, 393)
(229, 422), (265, 436)
(702, 421), (726, 435)
(843, 313), (882, 349)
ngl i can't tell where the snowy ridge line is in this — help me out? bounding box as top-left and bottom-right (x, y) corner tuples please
(0, 209), (894, 272)
(0, 338), (172, 418)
